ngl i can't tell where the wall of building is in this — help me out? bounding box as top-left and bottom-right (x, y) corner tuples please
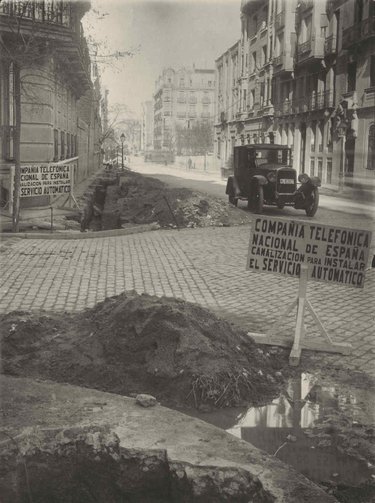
(214, 0), (375, 190)
(153, 67), (215, 153)
(0, 0), (102, 212)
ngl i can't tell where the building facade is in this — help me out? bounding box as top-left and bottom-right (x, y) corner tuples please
(214, 0), (375, 190)
(141, 100), (154, 152)
(153, 67), (215, 152)
(0, 0), (102, 210)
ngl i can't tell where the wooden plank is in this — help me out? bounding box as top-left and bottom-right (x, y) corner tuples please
(289, 265), (308, 367)
(306, 299), (333, 344)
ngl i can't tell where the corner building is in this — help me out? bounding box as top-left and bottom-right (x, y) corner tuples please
(153, 67), (215, 151)
(214, 0), (375, 191)
(0, 0), (102, 210)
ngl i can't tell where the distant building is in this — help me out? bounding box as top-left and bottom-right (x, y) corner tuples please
(0, 0), (102, 210)
(153, 66), (215, 152)
(215, 0), (375, 191)
(141, 101), (154, 152)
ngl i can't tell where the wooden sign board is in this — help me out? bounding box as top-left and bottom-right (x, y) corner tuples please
(246, 217), (372, 365)
(20, 164), (73, 198)
(247, 217), (372, 288)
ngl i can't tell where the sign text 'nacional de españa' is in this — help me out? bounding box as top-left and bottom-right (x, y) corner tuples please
(20, 164), (72, 197)
(247, 217), (372, 288)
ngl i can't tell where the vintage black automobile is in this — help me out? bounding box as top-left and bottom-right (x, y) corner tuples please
(225, 144), (321, 217)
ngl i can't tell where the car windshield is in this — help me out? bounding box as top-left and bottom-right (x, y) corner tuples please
(248, 149), (291, 167)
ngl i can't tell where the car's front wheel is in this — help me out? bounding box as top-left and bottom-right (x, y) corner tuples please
(305, 187), (319, 217)
(248, 184), (264, 214)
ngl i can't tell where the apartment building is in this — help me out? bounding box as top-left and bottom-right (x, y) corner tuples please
(215, 0), (375, 190)
(153, 67), (215, 151)
(141, 100), (154, 152)
(0, 0), (102, 210)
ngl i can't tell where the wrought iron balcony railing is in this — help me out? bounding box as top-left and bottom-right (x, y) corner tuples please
(297, 39), (312, 57)
(275, 11), (285, 30)
(274, 90), (334, 116)
(342, 17), (375, 48)
(0, 0), (72, 27)
(0, 0), (91, 84)
(324, 34), (337, 55)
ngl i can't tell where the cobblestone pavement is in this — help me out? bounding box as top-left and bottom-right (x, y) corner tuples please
(0, 226), (374, 376)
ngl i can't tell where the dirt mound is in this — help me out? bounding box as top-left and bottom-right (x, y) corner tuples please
(116, 171), (252, 229)
(1, 292), (289, 409)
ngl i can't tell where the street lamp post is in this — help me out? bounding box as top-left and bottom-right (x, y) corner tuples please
(120, 133), (125, 169)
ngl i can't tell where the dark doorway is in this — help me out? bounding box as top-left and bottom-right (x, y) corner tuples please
(345, 137), (356, 177)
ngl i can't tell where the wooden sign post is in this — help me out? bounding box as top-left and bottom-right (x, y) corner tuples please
(247, 217), (372, 366)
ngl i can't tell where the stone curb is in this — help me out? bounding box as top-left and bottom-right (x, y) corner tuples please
(0, 224), (159, 240)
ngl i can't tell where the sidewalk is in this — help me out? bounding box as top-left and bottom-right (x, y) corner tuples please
(0, 225), (374, 378)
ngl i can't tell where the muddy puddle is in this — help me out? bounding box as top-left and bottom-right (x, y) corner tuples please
(188, 372), (375, 502)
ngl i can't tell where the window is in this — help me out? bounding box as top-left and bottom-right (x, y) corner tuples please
(260, 82), (265, 106)
(310, 159), (315, 176)
(310, 121), (316, 152)
(370, 56), (375, 88)
(250, 89), (255, 109)
(347, 62), (357, 92)
(243, 89), (247, 111)
(327, 159), (332, 183)
(318, 121), (324, 152)
(318, 158), (323, 180)
(60, 131), (65, 160)
(367, 125), (375, 170)
(262, 45), (267, 66)
(252, 51), (257, 72)
(54, 129), (59, 161)
(208, 80), (212, 87)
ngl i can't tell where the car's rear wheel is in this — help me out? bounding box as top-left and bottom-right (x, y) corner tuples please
(276, 201), (285, 209)
(228, 192), (238, 206)
(248, 184), (264, 214)
(305, 187), (319, 217)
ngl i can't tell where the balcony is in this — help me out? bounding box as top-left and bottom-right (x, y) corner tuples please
(261, 101), (274, 117)
(296, 35), (324, 64)
(274, 91), (334, 116)
(275, 11), (285, 31)
(324, 35), (337, 55)
(297, 39), (312, 58)
(0, 0), (91, 96)
(294, 90), (335, 113)
(342, 17), (375, 49)
(297, 0), (313, 11)
(273, 52), (294, 73)
(241, 0), (264, 15)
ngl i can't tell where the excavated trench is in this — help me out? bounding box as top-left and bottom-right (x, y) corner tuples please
(1, 427), (273, 503)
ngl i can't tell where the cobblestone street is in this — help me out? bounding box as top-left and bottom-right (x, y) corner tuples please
(1, 225), (374, 376)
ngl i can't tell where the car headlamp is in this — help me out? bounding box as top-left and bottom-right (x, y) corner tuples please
(267, 172), (277, 183)
(298, 173), (310, 184)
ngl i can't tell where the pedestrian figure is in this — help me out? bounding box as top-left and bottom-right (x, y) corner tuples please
(188, 157), (192, 170)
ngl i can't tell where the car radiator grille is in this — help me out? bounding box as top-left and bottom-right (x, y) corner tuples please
(277, 171), (296, 194)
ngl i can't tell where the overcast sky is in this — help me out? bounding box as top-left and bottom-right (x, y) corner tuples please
(83, 0), (241, 118)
